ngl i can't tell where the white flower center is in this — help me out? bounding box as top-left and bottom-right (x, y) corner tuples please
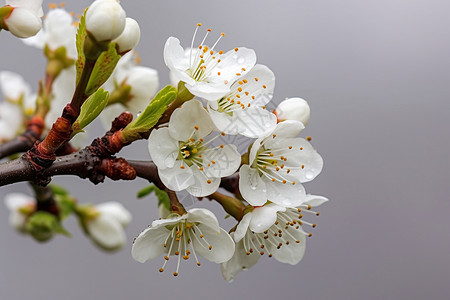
(253, 136), (306, 185)
(159, 219), (213, 276)
(177, 125), (227, 185)
(187, 24), (226, 82)
(216, 77), (268, 114)
(242, 205), (319, 257)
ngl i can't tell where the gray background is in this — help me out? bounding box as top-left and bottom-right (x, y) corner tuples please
(1, 0), (450, 299)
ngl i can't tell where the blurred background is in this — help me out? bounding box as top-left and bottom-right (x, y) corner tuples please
(1, 0), (449, 299)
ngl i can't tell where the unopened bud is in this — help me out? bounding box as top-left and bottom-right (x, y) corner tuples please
(113, 17), (140, 53)
(275, 97), (310, 126)
(85, 0), (126, 42)
(3, 7), (42, 38)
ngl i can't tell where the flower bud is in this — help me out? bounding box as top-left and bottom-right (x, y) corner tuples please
(275, 97), (311, 125)
(85, 0), (126, 42)
(3, 7), (42, 38)
(112, 17), (140, 53)
(85, 202), (131, 251)
(4, 193), (35, 233)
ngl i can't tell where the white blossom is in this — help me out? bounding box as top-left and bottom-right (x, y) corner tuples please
(0, 71), (36, 142)
(100, 52), (159, 128)
(275, 97), (311, 127)
(86, 202), (132, 251)
(2, 0), (43, 38)
(112, 17), (140, 53)
(207, 64), (277, 138)
(239, 120), (323, 207)
(164, 24), (256, 101)
(148, 99), (240, 197)
(23, 7), (77, 59)
(132, 208), (235, 276)
(221, 195), (328, 282)
(4, 193), (35, 233)
(85, 0), (126, 42)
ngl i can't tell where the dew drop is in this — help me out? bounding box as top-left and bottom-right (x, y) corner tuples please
(305, 171), (314, 180)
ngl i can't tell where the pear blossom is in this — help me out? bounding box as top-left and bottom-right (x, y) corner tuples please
(112, 17), (140, 53)
(23, 8), (77, 59)
(45, 66), (76, 129)
(239, 120), (323, 207)
(148, 99), (241, 197)
(164, 24), (257, 101)
(207, 64), (277, 138)
(1, 0), (43, 38)
(132, 208), (235, 276)
(100, 52), (159, 129)
(275, 97), (311, 126)
(86, 201), (132, 251)
(0, 71), (36, 142)
(4, 193), (35, 233)
(221, 195), (328, 282)
(85, 0), (126, 42)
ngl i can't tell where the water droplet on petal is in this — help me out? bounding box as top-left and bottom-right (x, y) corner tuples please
(305, 171), (314, 180)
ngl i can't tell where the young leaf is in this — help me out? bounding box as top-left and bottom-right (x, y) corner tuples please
(75, 11), (87, 85)
(72, 88), (109, 135)
(138, 185), (170, 211)
(122, 85), (177, 141)
(84, 42), (121, 96)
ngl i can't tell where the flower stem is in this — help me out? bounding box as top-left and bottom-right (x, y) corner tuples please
(208, 192), (245, 221)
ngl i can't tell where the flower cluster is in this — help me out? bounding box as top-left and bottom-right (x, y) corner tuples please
(133, 25), (328, 280)
(0, 0), (328, 282)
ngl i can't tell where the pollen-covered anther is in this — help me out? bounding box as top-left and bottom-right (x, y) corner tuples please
(194, 125), (199, 130)
(159, 268), (164, 272)
(173, 272), (178, 277)
(208, 245), (212, 250)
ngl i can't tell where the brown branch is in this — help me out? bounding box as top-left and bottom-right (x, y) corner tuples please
(0, 116), (45, 159)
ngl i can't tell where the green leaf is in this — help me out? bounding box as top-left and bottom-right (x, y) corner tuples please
(75, 11), (87, 85)
(49, 184), (69, 196)
(122, 85), (177, 141)
(138, 185), (171, 211)
(137, 185), (155, 198)
(84, 42), (121, 96)
(72, 88), (109, 135)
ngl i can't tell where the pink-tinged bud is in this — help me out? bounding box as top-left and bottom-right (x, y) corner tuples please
(275, 97), (311, 126)
(4, 7), (42, 38)
(112, 17), (140, 53)
(85, 0), (126, 42)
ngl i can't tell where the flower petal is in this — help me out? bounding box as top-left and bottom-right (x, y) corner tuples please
(169, 99), (215, 141)
(264, 176), (307, 207)
(186, 166), (220, 197)
(163, 37), (195, 86)
(132, 225), (170, 263)
(214, 47), (256, 83)
(95, 201), (131, 226)
(238, 165), (268, 206)
(234, 107), (277, 138)
(303, 194), (329, 207)
(191, 226), (235, 263)
(203, 144), (241, 178)
(187, 208), (220, 233)
(88, 214), (126, 250)
(234, 212), (252, 243)
(0, 71), (31, 101)
(148, 127), (179, 170)
(269, 227), (306, 265)
(158, 160), (195, 192)
(249, 204), (285, 233)
(220, 232), (260, 282)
